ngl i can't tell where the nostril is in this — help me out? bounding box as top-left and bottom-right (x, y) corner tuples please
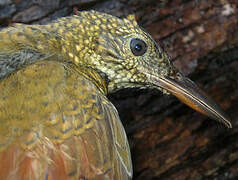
(176, 72), (182, 79)
(170, 71), (182, 80)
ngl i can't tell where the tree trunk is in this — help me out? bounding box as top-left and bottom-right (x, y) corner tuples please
(0, 0), (237, 179)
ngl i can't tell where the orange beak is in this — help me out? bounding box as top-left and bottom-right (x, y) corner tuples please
(148, 72), (232, 128)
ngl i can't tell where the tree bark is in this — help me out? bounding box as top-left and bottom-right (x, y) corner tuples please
(0, 0), (237, 179)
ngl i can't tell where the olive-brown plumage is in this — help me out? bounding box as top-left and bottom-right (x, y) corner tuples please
(0, 10), (231, 180)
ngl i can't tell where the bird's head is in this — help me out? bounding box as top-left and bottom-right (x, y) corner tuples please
(56, 11), (232, 128)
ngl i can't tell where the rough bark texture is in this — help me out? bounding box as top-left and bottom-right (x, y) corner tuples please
(0, 0), (237, 179)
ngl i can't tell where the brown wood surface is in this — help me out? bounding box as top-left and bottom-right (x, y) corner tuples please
(0, 0), (237, 179)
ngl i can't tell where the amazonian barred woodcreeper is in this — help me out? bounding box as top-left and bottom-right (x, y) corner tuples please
(0, 10), (231, 180)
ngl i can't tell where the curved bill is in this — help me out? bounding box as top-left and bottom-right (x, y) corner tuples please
(147, 72), (232, 128)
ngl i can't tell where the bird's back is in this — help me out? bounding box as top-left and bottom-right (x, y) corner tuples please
(0, 60), (132, 179)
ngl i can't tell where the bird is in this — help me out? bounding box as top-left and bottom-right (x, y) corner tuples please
(0, 10), (232, 180)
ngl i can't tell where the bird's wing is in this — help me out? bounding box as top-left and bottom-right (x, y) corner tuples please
(0, 60), (132, 180)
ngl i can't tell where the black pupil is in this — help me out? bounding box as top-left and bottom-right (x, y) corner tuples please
(135, 44), (142, 52)
(130, 38), (147, 56)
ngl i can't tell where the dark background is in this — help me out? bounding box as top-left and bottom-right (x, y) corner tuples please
(0, 0), (237, 179)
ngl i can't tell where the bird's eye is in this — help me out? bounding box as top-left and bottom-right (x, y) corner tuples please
(130, 38), (147, 56)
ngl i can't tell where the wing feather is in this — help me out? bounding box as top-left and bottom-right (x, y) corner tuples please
(0, 60), (132, 180)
